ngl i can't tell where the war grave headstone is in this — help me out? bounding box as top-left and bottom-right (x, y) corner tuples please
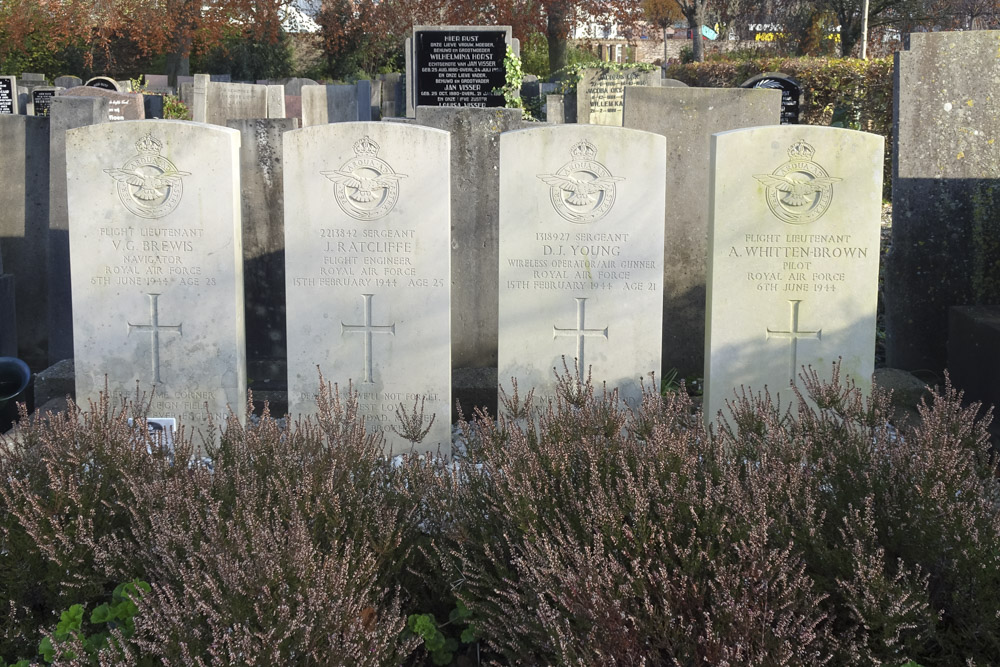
(47, 96), (111, 364)
(623, 86), (781, 379)
(498, 125), (666, 407)
(576, 68), (660, 126)
(54, 75), (82, 89)
(66, 120), (246, 441)
(300, 84), (360, 126)
(0, 114), (50, 369)
(406, 25), (513, 117)
(741, 72), (802, 124)
(59, 86), (145, 122)
(704, 126), (883, 424)
(85, 76), (121, 91)
(885, 31), (1000, 373)
(227, 118), (297, 406)
(283, 122), (451, 454)
(0, 76), (19, 114)
(30, 87), (61, 116)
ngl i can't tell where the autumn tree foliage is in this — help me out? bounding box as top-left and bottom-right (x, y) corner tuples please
(643, 0), (684, 64)
(0, 0), (292, 81)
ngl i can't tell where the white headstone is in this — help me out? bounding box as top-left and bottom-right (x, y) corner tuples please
(66, 120), (246, 442)
(704, 126), (884, 424)
(283, 122), (451, 454)
(498, 125), (666, 406)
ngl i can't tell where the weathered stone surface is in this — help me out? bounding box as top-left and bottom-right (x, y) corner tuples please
(948, 306), (1000, 413)
(576, 68), (659, 126)
(48, 96), (110, 365)
(498, 125), (666, 406)
(413, 106), (523, 369)
(195, 78), (269, 125)
(300, 85), (360, 126)
(0, 115), (50, 370)
(704, 126), (883, 424)
(226, 118), (297, 393)
(66, 120), (246, 442)
(283, 122), (451, 454)
(266, 85), (285, 118)
(54, 75), (82, 89)
(623, 86), (781, 379)
(886, 31), (1000, 372)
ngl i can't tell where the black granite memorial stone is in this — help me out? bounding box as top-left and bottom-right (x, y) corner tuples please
(85, 76), (120, 91)
(0, 77), (15, 114)
(31, 88), (56, 116)
(415, 29), (507, 108)
(741, 72), (801, 124)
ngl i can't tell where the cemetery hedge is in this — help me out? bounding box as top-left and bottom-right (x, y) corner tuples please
(665, 56), (894, 197)
(1, 367), (998, 665)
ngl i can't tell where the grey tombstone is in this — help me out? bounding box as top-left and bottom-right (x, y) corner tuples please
(54, 75), (82, 89)
(885, 31), (1000, 372)
(179, 82), (193, 105)
(411, 106), (523, 396)
(16, 88), (28, 115)
(576, 68), (660, 126)
(66, 120), (246, 442)
(226, 118), (298, 402)
(210, 74), (231, 82)
(407, 25), (514, 116)
(661, 78), (688, 87)
(266, 85), (285, 118)
(47, 95), (111, 364)
(144, 74), (169, 90)
(300, 85), (359, 126)
(0, 76), (19, 114)
(380, 73), (404, 117)
(274, 77), (318, 96)
(85, 76), (121, 91)
(30, 87), (61, 116)
(0, 115), (50, 369)
(58, 87), (145, 122)
(498, 125), (666, 407)
(546, 95), (566, 123)
(357, 80), (373, 121)
(283, 122), (452, 454)
(193, 76), (269, 125)
(704, 126), (883, 424)
(20, 73), (45, 83)
(623, 86), (781, 379)
(0, 240), (15, 357)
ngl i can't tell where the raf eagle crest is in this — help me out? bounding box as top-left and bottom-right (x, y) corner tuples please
(537, 140), (624, 223)
(105, 134), (189, 219)
(754, 141), (841, 224)
(322, 136), (407, 220)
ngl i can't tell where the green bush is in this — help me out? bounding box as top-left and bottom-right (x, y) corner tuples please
(665, 56), (893, 197)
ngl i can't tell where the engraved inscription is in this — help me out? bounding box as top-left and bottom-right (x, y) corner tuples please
(538, 140), (624, 223)
(553, 297), (608, 377)
(342, 293), (396, 383)
(127, 293), (183, 384)
(322, 136), (407, 220)
(105, 134), (189, 219)
(754, 141), (842, 224)
(766, 299), (821, 383)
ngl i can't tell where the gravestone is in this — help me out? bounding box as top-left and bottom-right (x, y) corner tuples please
(192, 76), (269, 125)
(407, 25), (513, 116)
(741, 72), (802, 124)
(30, 87), (61, 116)
(59, 87), (145, 122)
(142, 74), (174, 95)
(0, 241), (15, 357)
(546, 95), (566, 123)
(498, 125), (666, 406)
(266, 85), (285, 118)
(85, 76), (120, 91)
(227, 118), (297, 402)
(48, 96), (111, 364)
(576, 68), (660, 126)
(704, 126), (883, 424)
(0, 115), (50, 369)
(283, 122), (451, 454)
(54, 75), (82, 89)
(65, 120), (246, 441)
(143, 94), (164, 119)
(285, 95), (302, 120)
(623, 86), (781, 379)
(300, 84), (359, 126)
(380, 73), (404, 117)
(948, 306), (1000, 414)
(885, 31), (1000, 372)
(411, 106), (523, 387)
(661, 78), (688, 87)
(0, 76), (19, 114)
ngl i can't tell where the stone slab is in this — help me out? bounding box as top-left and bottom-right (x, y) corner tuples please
(704, 125), (883, 424)
(66, 120), (246, 441)
(576, 68), (660, 126)
(266, 85), (285, 118)
(58, 87), (145, 122)
(623, 86), (781, 379)
(498, 125), (666, 406)
(0, 76), (19, 114)
(54, 76), (82, 89)
(300, 84), (361, 126)
(48, 96), (111, 365)
(283, 122), (451, 454)
(85, 76), (120, 91)
(886, 31), (1000, 372)
(0, 115), (50, 370)
(30, 87), (61, 116)
(948, 305), (1000, 413)
(413, 106), (523, 370)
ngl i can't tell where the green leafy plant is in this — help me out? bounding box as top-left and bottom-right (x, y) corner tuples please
(38, 579), (151, 664)
(405, 600), (476, 666)
(499, 44), (524, 110)
(129, 76), (190, 120)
